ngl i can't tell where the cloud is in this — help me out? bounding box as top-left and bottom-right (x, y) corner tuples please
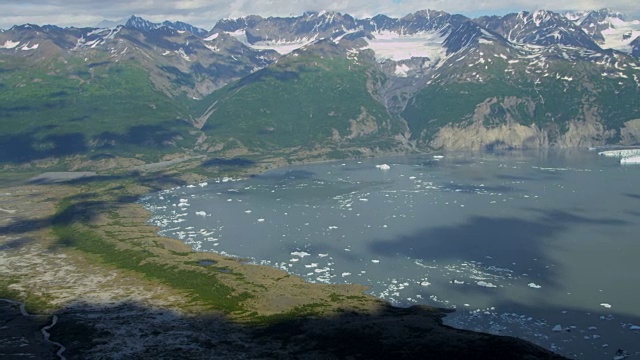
(0, 0), (638, 29)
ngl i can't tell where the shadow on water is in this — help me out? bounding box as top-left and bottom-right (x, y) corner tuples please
(446, 298), (640, 360)
(368, 208), (630, 291)
(624, 193), (640, 200)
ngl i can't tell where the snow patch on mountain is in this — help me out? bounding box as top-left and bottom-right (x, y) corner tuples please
(600, 17), (640, 53)
(225, 29), (317, 54)
(364, 30), (448, 62)
(19, 42), (39, 50)
(1, 40), (20, 49)
(204, 33), (219, 41)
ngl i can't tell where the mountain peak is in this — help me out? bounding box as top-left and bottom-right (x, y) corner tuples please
(125, 15), (160, 31)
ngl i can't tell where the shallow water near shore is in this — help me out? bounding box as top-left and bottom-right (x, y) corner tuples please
(141, 150), (640, 359)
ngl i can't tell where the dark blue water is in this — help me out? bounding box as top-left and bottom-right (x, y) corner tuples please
(142, 150), (640, 359)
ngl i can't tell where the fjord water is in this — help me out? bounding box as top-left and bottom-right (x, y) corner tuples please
(142, 150), (640, 359)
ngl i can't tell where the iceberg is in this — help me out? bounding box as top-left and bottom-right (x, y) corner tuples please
(195, 211), (207, 217)
(527, 283), (542, 289)
(375, 164), (391, 170)
(621, 155), (640, 164)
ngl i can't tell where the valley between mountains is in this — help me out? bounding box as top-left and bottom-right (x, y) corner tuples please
(1, 7), (640, 360)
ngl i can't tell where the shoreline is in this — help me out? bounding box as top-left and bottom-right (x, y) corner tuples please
(0, 152), (570, 359)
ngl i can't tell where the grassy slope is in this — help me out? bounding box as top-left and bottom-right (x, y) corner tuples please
(0, 56), (197, 163)
(197, 50), (396, 152)
(401, 52), (640, 142)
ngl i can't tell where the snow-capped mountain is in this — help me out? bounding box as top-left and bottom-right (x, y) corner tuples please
(566, 9), (640, 54)
(475, 10), (601, 50)
(2, 9), (640, 160)
(124, 15), (208, 36)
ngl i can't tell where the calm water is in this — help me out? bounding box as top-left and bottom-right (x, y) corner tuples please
(141, 150), (640, 359)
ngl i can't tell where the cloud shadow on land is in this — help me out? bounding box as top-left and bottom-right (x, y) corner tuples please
(0, 172), (188, 251)
(43, 299), (567, 360)
(368, 208), (630, 291)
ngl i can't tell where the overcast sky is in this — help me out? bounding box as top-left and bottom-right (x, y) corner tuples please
(0, 0), (637, 30)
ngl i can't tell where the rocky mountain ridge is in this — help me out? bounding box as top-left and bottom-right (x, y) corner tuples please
(2, 8), (640, 165)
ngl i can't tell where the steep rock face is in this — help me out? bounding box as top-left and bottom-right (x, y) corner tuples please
(632, 36), (640, 57)
(619, 118), (640, 145)
(476, 10), (601, 50)
(570, 9), (624, 43)
(428, 120), (622, 151)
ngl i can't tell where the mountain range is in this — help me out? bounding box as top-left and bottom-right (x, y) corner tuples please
(2, 9), (640, 166)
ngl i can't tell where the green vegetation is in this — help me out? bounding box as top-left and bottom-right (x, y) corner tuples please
(0, 278), (56, 313)
(401, 56), (640, 142)
(0, 57), (196, 163)
(254, 302), (330, 325)
(197, 50), (394, 151)
(51, 195), (251, 314)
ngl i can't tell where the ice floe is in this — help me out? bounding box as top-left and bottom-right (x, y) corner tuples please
(290, 251), (310, 258)
(476, 281), (498, 288)
(527, 283), (542, 289)
(375, 164), (391, 170)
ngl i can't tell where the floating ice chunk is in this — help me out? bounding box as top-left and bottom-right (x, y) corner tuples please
(359, 198), (369, 201)
(420, 281), (431, 286)
(552, 324), (563, 332)
(433, 155), (444, 159)
(630, 325), (640, 330)
(371, 259), (380, 263)
(375, 164), (391, 170)
(305, 263), (318, 268)
(289, 258), (299, 262)
(409, 176), (417, 180)
(341, 272), (351, 277)
(600, 303), (612, 309)
(291, 251), (310, 258)
(187, 185), (196, 188)
(257, 218), (265, 222)
(453, 280), (465, 285)
(198, 182), (208, 187)
(195, 211), (207, 216)
(318, 253), (328, 258)
(328, 226), (338, 230)
(476, 281), (497, 288)
(528, 283), (542, 289)
(244, 210), (252, 213)
(179, 199), (189, 203)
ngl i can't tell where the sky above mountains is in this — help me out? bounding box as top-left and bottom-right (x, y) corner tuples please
(0, 0), (637, 29)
